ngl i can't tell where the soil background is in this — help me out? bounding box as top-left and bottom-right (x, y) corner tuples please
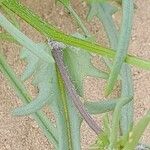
(0, 0), (150, 149)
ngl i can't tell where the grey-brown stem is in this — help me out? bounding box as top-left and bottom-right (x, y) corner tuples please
(49, 41), (101, 135)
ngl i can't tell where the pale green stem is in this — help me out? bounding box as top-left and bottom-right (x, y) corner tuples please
(67, 5), (90, 36)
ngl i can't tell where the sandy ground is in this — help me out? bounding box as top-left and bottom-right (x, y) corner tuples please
(0, 0), (150, 149)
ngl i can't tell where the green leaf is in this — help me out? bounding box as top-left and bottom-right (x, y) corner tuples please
(87, 1), (118, 68)
(87, 1), (118, 21)
(89, 114), (110, 150)
(0, 0), (5, 4)
(66, 5), (90, 36)
(105, 0), (134, 95)
(97, 132), (109, 149)
(87, 0), (134, 136)
(109, 97), (132, 149)
(103, 113), (110, 138)
(85, 97), (130, 115)
(64, 33), (108, 96)
(50, 67), (82, 150)
(0, 13), (56, 116)
(0, 12), (54, 64)
(120, 64), (134, 135)
(123, 112), (150, 150)
(13, 44), (55, 116)
(89, 132), (109, 150)
(117, 132), (130, 149)
(0, 50), (58, 147)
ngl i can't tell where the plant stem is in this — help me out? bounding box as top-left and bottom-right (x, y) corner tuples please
(50, 41), (102, 135)
(1, 0), (150, 70)
(67, 5), (90, 36)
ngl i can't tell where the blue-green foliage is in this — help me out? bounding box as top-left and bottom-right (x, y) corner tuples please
(13, 44), (55, 115)
(0, 1), (149, 149)
(64, 33), (108, 96)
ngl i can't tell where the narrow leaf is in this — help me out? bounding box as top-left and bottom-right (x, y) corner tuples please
(109, 97), (132, 149)
(0, 12), (54, 64)
(88, 0), (134, 135)
(85, 98), (129, 115)
(50, 67), (82, 149)
(64, 33), (108, 96)
(13, 44), (55, 116)
(0, 50), (58, 147)
(120, 64), (134, 135)
(105, 0), (134, 95)
(123, 112), (150, 150)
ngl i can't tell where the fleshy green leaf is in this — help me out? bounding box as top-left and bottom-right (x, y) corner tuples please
(103, 113), (111, 138)
(123, 112), (150, 150)
(0, 0), (5, 4)
(13, 43), (55, 116)
(120, 64), (134, 135)
(97, 132), (109, 149)
(90, 115), (110, 150)
(64, 33), (109, 96)
(87, 0), (134, 136)
(19, 47), (38, 81)
(49, 67), (82, 149)
(85, 97), (130, 115)
(0, 13), (54, 64)
(87, 0), (118, 21)
(105, 0), (134, 96)
(109, 97), (132, 149)
(0, 2), (20, 29)
(0, 50), (58, 147)
(87, 1), (118, 70)
(117, 132), (130, 149)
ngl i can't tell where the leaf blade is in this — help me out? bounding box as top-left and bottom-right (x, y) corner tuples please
(105, 0), (134, 95)
(123, 112), (150, 150)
